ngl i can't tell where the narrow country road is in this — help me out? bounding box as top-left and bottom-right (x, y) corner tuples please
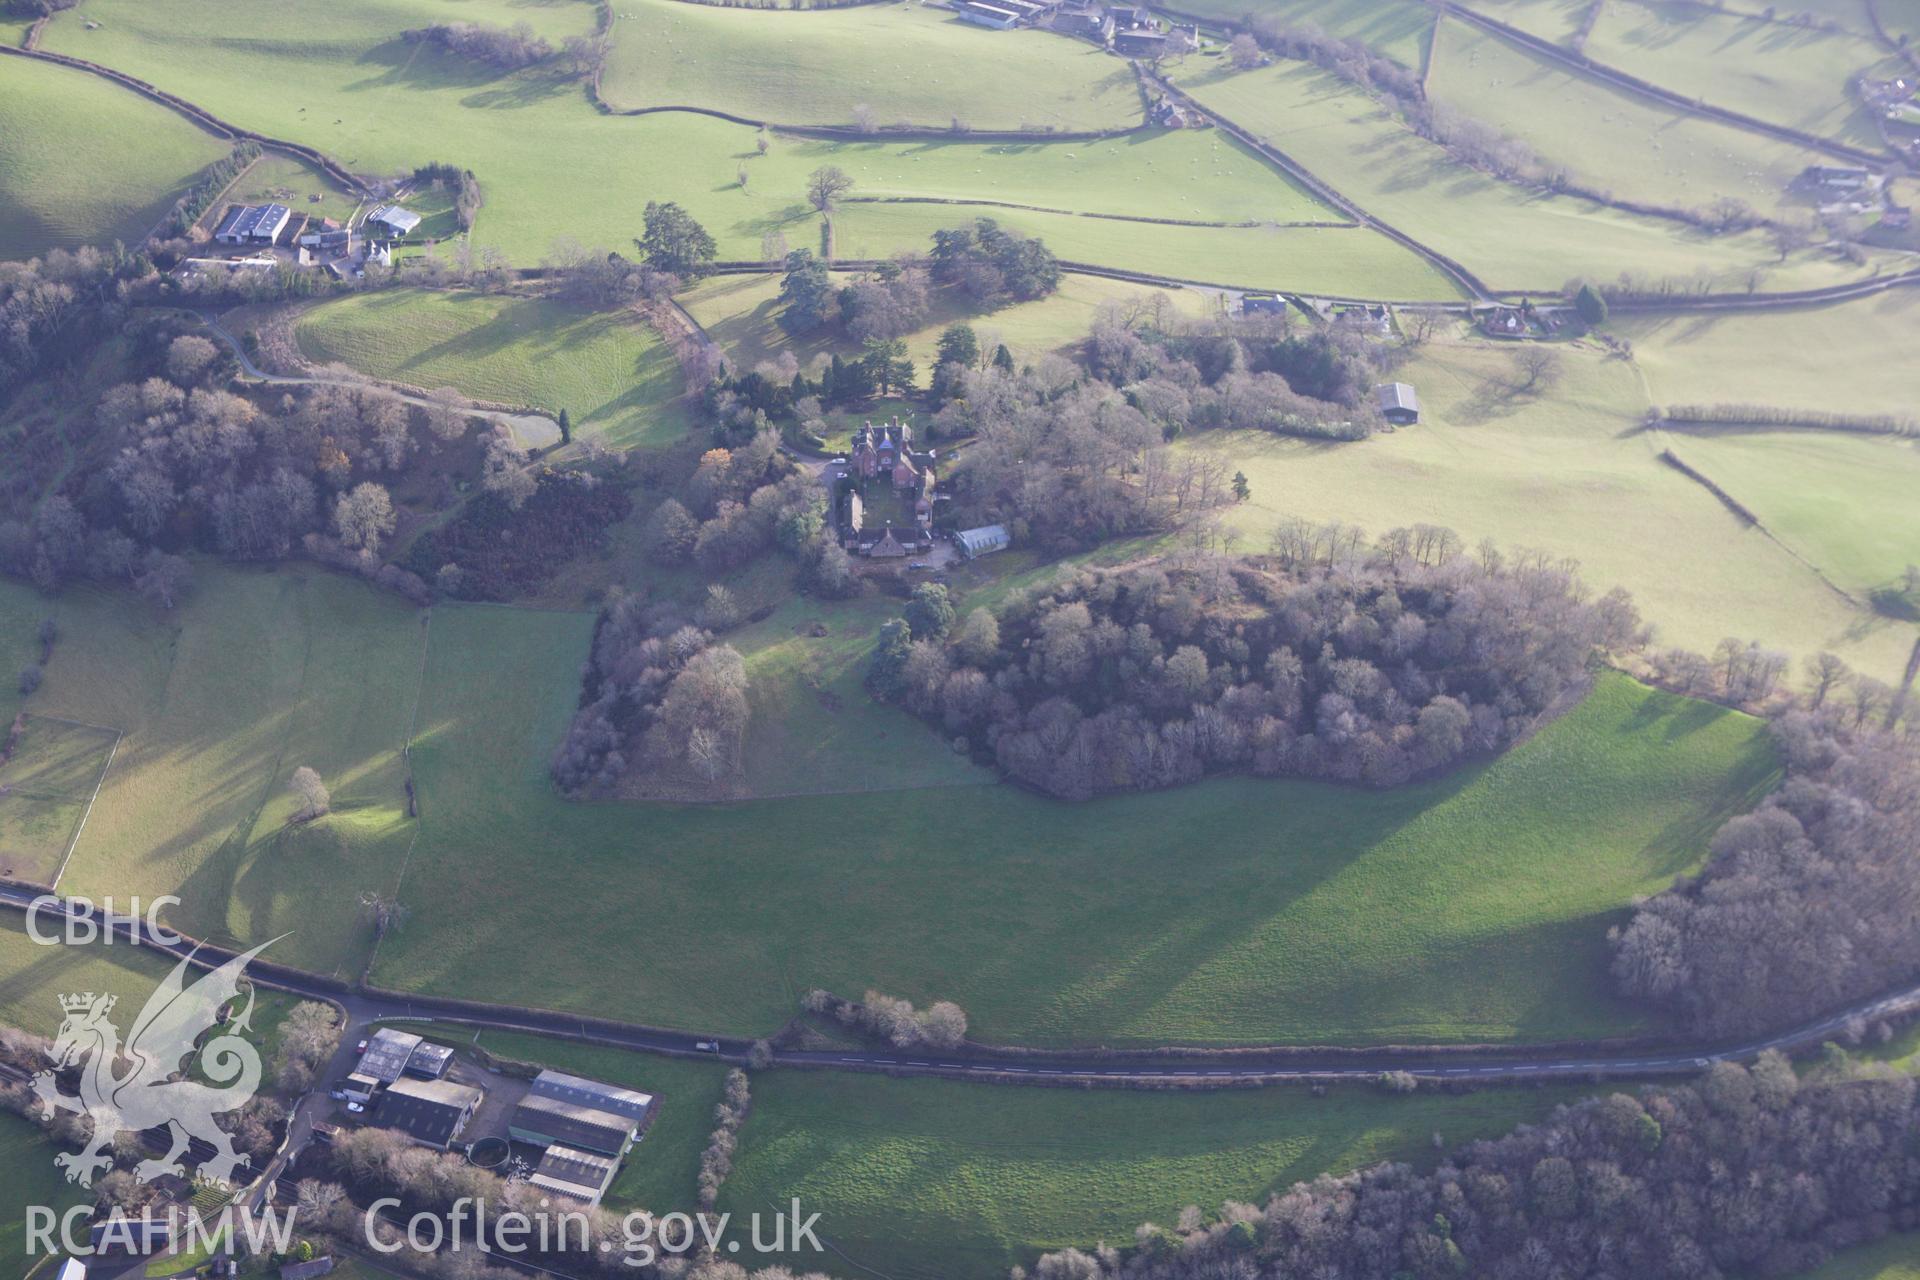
(196, 314), (563, 450)
(5, 889), (1915, 1091)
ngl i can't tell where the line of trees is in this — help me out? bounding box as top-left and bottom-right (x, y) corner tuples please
(872, 528), (1645, 798)
(402, 21), (554, 69)
(1027, 1063), (1920, 1280)
(1653, 403), (1918, 436)
(697, 1069), (752, 1212)
(804, 988), (969, 1050)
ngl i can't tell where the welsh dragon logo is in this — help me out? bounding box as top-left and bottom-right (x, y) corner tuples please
(31, 941), (275, 1188)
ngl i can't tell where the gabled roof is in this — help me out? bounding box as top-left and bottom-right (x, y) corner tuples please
(374, 1076), (481, 1146)
(360, 1028), (422, 1083)
(1376, 382), (1418, 413)
(368, 204), (422, 233)
(530, 1068), (656, 1121)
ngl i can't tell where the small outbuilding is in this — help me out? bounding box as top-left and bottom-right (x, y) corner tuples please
(404, 1041), (455, 1080)
(1376, 382), (1419, 426)
(954, 524), (1011, 559)
(373, 1076), (483, 1149)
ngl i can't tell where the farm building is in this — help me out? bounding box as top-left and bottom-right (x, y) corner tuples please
(373, 1077), (483, 1149)
(213, 203), (291, 246)
(1113, 28), (1168, 55)
(366, 204), (423, 238)
(1240, 293), (1286, 316)
(56, 1262), (86, 1280)
(359, 1028), (424, 1083)
(530, 1145), (621, 1208)
(954, 524), (1011, 559)
(529, 1068), (658, 1124)
(1110, 5), (1152, 28)
(1376, 382), (1420, 425)
(957, 1), (1021, 28)
(1796, 165), (1874, 195)
(406, 1041), (455, 1079)
(89, 1217), (173, 1258)
(510, 1094), (640, 1156)
(1051, 2), (1112, 39)
(280, 1258), (336, 1280)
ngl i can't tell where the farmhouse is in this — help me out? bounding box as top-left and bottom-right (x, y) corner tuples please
(213, 203), (291, 246)
(1376, 382), (1420, 425)
(954, 524), (1011, 559)
(373, 1076), (483, 1149)
(366, 204), (423, 238)
(530, 1145), (621, 1208)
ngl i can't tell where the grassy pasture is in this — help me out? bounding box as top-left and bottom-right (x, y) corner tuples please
(1171, 58), (1868, 293)
(1427, 17), (1834, 215)
(378, 622), (1776, 1046)
(0, 570), (424, 980)
(0, 1112), (87, 1268)
(1581, 0), (1896, 148)
(37, 0), (1340, 274)
(678, 270), (1216, 389)
(0, 716), (118, 886)
(1617, 293), (1920, 418)
(722, 1075), (1591, 1278)
(1452, 0), (1591, 43)
(0, 55), (230, 259)
(601, 0), (1140, 130)
(1179, 335), (1919, 680)
(293, 289), (695, 448)
(833, 202), (1462, 298)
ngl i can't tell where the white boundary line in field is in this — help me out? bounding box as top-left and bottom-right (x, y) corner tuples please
(49, 729), (123, 891)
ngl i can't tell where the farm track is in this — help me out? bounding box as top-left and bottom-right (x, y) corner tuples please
(1437, 1), (1892, 164)
(5, 886), (1918, 1091)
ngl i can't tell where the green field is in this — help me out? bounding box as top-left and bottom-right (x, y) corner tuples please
(375, 602), (1777, 1044)
(0, 570), (423, 980)
(0, 716), (117, 886)
(602, 0), (1140, 130)
(1581, 0), (1896, 148)
(721, 1074), (1589, 1277)
(1171, 58), (1872, 293)
(293, 289), (694, 448)
(36, 0), (1347, 277)
(0, 55), (230, 259)
(679, 270), (1216, 389)
(1427, 17), (1834, 216)
(833, 202), (1461, 298)
(1158, 0), (1436, 65)
(1180, 332), (1920, 681)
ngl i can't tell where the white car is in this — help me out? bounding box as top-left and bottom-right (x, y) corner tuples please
(346, 1101), (365, 1114)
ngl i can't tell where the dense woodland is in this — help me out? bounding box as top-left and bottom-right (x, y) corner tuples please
(872, 533), (1645, 799)
(1030, 1063), (1920, 1280)
(1613, 711), (1920, 1040)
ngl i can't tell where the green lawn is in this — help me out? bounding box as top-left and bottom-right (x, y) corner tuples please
(293, 290), (695, 448)
(1581, 0), (1896, 149)
(1180, 333), (1920, 682)
(377, 604), (1779, 1045)
(1427, 17), (1836, 217)
(0, 569), (424, 980)
(678, 270), (1216, 389)
(0, 715), (118, 886)
(0, 55), (230, 258)
(602, 0), (1141, 130)
(721, 1074), (1590, 1278)
(1172, 57), (1877, 294)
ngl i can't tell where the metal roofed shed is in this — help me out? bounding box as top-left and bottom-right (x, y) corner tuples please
(366, 205), (423, 238)
(531, 1144), (620, 1208)
(954, 525), (1011, 559)
(1375, 382), (1419, 425)
(373, 1077), (483, 1149)
(405, 1041), (455, 1079)
(530, 1068), (656, 1123)
(510, 1093), (639, 1156)
(359, 1027), (423, 1083)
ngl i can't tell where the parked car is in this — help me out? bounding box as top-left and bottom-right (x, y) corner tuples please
(355, 1039), (368, 1054)
(695, 1041), (718, 1053)
(346, 1101), (365, 1114)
